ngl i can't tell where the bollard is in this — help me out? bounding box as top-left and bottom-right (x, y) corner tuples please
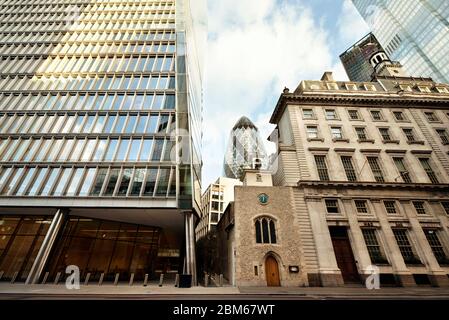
(219, 274), (223, 287)
(174, 274), (179, 287)
(114, 273), (120, 286)
(42, 272), (49, 284)
(54, 272), (61, 285)
(11, 271), (18, 284)
(129, 273), (134, 286)
(143, 273), (149, 287)
(204, 273), (209, 287)
(84, 273), (91, 286)
(158, 273), (164, 287)
(0, 271), (4, 281)
(98, 273), (104, 286)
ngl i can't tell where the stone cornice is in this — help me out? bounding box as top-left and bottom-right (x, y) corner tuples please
(297, 180), (449, 191)
(270, 92), (449, 124)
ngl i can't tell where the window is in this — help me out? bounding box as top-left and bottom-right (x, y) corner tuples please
(325, 109), (337, 120)
(355, 127), (367, 140)
(345, 83), (357, 91)
(393, 111), (405, 121)
(419, 158), (439, 184)
(436, 129), (449, 144)
(367, 157), (384, 182)
(348, 109), (361, 120)
(303, 109), (314, 119)
(384, 201), (397, 214)
(355, 200), (368, 213)
(370, 110), (383, 121)
(413, 201), (426, 215)
(327, 82), (338, 90)
(424, 230), (448, 264)
(424, 112), (438, 122)
(418, 86), (431, 93)
(393, 229), (420, 264)
(341, 156), (357, 181)
(441, 202), (449, 215)
(306, 126), (318, 138)
(402, 128), (416, 142)
(117, 168), (132, 196)
(362, 229), (386, 263)
(104, 168), (120, 196)
(393, 157), (412, 183)
(90, 168), (107, 196)
(314, 155), (329, 181)
(331, 127), (343, 139)
(365, 84), (376, 91)
(379, 128), (392, 141)
(436, 87), (449, 93)
(399, 84), (412, 92)
(255, 217), (276, 244)
(325, 199), (339, 214)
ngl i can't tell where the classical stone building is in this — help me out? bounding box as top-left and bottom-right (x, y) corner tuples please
(216, 56), (449, 287)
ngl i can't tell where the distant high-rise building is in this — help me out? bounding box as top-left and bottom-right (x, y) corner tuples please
(0, 0), (206, 286)
(340, 33), (387, 82)
(196, 176), (242, 239)
(351, 0), (449, 83)
(223, 116), (267, 180)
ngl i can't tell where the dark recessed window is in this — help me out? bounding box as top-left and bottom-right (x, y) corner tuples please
(355, 200), (368, 213)
(325, 199), (339, 214)
(384, 200), (397, 214)
(413, 201), (426, 215)
(314, 155), (329, 181)
(255, 217), (277, 244)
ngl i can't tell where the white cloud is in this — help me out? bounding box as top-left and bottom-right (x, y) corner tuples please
(337, 0), (370, 43)
(202, 0), (348, 189)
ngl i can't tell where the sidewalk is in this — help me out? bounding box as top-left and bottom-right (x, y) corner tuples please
(1, 283), (449, 299)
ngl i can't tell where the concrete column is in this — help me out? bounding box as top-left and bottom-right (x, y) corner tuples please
(341, 199), (372, 278)
(371, 200), (415, 286)
(306, 198), (343, 286)
(400, 200), (449, 287)
(184, 211), (197, 286)
(25, 209), (67, 285)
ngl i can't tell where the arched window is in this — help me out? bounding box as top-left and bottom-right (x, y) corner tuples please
(255, 220), (261, 243)
(255, 217), (277, 244)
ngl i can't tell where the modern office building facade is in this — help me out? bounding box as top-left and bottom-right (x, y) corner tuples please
(196, 176), (241, 240)
(0, 0), (206, 285)
(223, 116), (268, 180)
(351, 0), (449, 83)
(340, 33), (387, 82)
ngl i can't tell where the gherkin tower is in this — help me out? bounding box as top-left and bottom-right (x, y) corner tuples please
(223, 116), (267, 180)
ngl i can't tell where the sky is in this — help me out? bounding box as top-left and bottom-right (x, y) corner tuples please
(201, 0), (370, 189)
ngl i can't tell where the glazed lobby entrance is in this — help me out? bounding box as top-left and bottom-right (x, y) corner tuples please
(0, 213), (183, 284)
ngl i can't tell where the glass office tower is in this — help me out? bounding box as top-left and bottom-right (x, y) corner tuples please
(352, 0), (449, 83)
(223, 116), (268, 180)
(0, 0), (206, 285)
(340, 33), (387, 82)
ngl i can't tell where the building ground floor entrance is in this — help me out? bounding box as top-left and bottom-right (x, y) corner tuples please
(0, 213), (183, 283)
(329, 226), (360, 284)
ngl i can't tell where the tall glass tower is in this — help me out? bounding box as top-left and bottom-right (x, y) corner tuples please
(0, 0), (206, 285)
(223, 116), (268, 180)
(352, 0), (449, 83)
(340, 33), (387, 82)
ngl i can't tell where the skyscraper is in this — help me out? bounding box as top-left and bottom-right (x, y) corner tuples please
(0, 0), (206, 286)
(223, 116), (267, 180)
(340, 33), (387, 82)
(351, 0), (449, 83)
